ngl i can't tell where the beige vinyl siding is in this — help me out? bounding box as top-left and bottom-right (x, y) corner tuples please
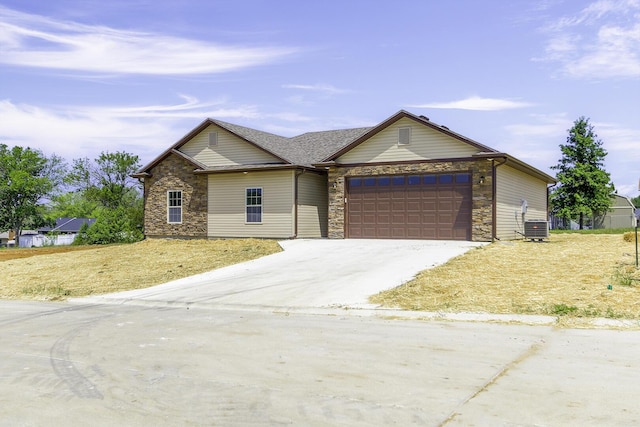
(495, 165), (548, 240)
(297, 172), (328, 238)
(208, 170), (294, 238)
(598, 195), (636, 228)
(180, 124), (281, 167)
(337, 117), (479, 164)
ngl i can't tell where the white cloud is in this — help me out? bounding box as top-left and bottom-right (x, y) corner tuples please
(538, 0), (640, 78)
(282, 83), (350, 95)
(0, 97), (263, 162)
(410, 96), (534, 111)
(0, 6), (296, 75)
(504, 114), (640, 196)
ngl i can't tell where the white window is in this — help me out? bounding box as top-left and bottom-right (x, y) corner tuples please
(246, 188), (262, 223)
(167, 190), (182, 223)
(398, 126), (411, 145)
(208, 132), (218, 148)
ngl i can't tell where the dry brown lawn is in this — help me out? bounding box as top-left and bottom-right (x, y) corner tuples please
(0, 239), (281, 301)
(371, 233), (640, 320)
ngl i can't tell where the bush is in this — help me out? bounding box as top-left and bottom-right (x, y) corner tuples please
(74, 207), (143, 245)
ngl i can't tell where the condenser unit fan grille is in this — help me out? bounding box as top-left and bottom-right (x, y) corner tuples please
(524, 220), (549, 239)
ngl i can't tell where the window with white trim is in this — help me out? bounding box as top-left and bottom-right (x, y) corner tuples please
(398, 126), (411, 145)
(167, 190), (182, 223)
(245, 188), (262, 223)
(208, 131), (218, 148)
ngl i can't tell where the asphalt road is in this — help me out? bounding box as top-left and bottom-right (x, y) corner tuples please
(2, 300), (640, 426)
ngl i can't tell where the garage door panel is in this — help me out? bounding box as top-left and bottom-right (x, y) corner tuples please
(346, 173), (471, 240)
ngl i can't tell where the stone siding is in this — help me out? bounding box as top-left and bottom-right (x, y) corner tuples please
(143, 154), (208, 238)
(328, 160), (494, 241)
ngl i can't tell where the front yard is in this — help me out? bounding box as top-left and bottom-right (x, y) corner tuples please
(0, 239), (281, 300)
(2, 233), (639, 324)
(371, 232), (640, 322)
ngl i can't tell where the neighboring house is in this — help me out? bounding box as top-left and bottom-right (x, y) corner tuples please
(38, 217), (97, 235)
(594, 195), (637, 229)
(14, 218), (97, 248)
(133, 110), (556, 242)
(0, 231), (13, 247)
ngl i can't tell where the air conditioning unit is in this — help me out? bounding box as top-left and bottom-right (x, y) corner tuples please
(524, 220), (549, 240)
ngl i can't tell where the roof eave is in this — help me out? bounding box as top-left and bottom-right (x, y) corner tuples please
(474, 152), (556, 184)
(193, 164), (322, 175)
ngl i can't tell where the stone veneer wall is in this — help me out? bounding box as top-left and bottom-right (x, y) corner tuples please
(143, 154), (208, 238)
(327, 160), (494, 241)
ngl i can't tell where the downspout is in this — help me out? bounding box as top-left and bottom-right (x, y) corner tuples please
(293, 169), (306, 239)
(491, 157), (508, 241)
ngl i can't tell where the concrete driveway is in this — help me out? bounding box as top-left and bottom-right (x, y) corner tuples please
(81, 239), (485, 309)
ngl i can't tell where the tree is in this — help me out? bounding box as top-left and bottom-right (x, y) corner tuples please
(632, 195), (640, 209)
(63, 151), (143, 244)
(550, 117), (615, 229)
(0, 144), (66, 245)
(66, 152), (141, 210)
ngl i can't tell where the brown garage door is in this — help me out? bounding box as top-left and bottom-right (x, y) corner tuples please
(346, 173), (472, 240)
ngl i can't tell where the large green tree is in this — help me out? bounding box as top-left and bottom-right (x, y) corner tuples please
(61, 151), (143, 244)
(550, 117), (615, 229)
(0, 144), (66, 245)
(66, 151), (141, 210)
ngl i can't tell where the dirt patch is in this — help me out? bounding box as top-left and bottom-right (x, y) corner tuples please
(0, 239), (281, 301)
(371, 233), (640, 320)
(0, 246), (95, 261)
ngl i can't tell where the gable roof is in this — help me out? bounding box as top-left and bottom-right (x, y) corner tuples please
(321, 110), (498, 161)
(133, 110), (554, 184)
(39, 217), (96, 234)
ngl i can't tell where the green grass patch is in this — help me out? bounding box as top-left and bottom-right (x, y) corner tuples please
(551, 228), (636, 235)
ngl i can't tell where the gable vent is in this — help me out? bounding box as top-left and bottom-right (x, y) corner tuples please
(398, 127), (411, 145)
(208, 132), (218, 147)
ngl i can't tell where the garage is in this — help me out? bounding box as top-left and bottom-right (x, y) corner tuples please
(346, 172), (472, 240)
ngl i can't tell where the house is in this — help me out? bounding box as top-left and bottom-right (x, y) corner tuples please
(38, 217), (97, 235)
(7, 218), (98, 248)
(594, 195), (637, 229)
(133, 110), (556, 242)
(0, 230), (13, 247)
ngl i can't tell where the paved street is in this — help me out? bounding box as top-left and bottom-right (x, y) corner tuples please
(1, 300), (640, 426)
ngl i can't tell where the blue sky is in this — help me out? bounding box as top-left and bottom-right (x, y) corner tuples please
(1, 0), (639, 196)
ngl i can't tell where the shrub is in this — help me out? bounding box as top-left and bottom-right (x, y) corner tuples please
(74, 207), (143, 245)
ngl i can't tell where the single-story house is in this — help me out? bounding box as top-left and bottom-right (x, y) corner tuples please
(594, 195), (637, 229)
(0, 230), (13, 247)
(38, 217), (96, 235)
(133, 110), (556, 242)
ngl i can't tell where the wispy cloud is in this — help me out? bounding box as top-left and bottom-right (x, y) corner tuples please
(409, 96), (534, 111)
(537, 0), (640, 78)
(0, 6), (296, 75)
(282, 83), (350, 95)
(0, 97), (263, 161)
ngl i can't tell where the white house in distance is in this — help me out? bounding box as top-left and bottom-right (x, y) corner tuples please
(595, 194), (637, 229)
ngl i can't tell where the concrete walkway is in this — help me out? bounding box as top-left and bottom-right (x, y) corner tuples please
(80, 239), (485, 309)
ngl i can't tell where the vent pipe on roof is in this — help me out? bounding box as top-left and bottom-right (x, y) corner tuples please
(419, 115), (430, 121)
